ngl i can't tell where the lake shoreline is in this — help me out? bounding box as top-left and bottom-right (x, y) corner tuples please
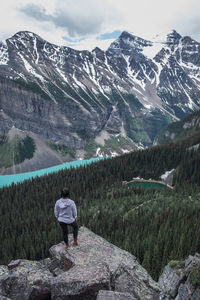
(0, 157), (105, 188)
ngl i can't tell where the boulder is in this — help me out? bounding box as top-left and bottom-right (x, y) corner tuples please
(0, 266), (9, 297)
(49, 226), (160, 299)
(97, 290), (136, 300)
(0, 296), (11, 300)
(175, 283), (191, 300)
(49, 226), (139, 274)
(0, 259), (53, 300)
(175, 280), (200, 300)
(159, 264), (184, 298)
(113, 264), (160, 300)
(51, 261), (110, 300)
(159, 253), (200, 300)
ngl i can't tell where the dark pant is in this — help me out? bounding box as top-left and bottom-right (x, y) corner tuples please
(59, 221), (78, 243)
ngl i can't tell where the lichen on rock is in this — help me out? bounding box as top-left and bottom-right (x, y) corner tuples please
(97, 290), (137, 300)
(49, 226), (160, 300)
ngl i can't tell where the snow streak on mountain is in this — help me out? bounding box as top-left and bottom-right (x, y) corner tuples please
(0, 29), (200, 166)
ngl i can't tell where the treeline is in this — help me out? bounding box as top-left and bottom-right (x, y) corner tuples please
(0, 134), (200, 280)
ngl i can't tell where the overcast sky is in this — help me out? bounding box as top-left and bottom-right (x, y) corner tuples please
(0, 0), (200, 50)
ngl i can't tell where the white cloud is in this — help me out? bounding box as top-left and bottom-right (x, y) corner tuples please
(106, 0), (200, 41)
(66, 37), (116, 51)
(0, 0), (200, 50)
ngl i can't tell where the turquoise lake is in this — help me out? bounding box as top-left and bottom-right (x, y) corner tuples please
(0, 157), (104, 188)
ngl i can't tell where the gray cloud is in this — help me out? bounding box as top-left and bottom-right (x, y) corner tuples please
(12, 0), (200, 50)
(20, 1), (111, 37)
(21, 3), (50, 22)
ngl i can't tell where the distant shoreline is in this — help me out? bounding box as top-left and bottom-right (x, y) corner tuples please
(0, 157), (105, 188)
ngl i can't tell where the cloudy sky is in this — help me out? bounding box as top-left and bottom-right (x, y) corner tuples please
(0, 0), (200, 50)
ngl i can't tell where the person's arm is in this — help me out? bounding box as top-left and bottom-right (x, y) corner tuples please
(72, 202), (77, 221)
(54, 201), (59, 219)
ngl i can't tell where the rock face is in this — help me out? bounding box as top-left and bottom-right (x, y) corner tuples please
(49, 226), (160, 299)
(155, 109), (200, 146)
(0, 226), (160, 300)
(0, 259), (53, 299)
(97, 290), (136, 300)
(159, 253), (200, 299)
(1, 29), (200, 170)
(0, 227), (200, 299)
(51, 262), (110, 300)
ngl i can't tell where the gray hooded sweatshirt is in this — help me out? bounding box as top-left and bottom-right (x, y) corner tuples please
(54, 198), (77, 224)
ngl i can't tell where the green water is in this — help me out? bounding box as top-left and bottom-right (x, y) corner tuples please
(127, 181), (166, 190)
(0, 157), (104, 188)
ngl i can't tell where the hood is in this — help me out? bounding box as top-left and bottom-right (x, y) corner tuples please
(59, 198), (71, 208)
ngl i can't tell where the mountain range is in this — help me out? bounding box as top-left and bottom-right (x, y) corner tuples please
(0, 29), (200, 172)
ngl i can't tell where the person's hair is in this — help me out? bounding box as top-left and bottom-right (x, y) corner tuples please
(61, 188), (70, 198)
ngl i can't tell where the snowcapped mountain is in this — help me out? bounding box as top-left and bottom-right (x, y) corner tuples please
(0, 30), (200, 170)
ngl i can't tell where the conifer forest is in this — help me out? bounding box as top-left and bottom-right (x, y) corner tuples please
(0, 132), (200, 280)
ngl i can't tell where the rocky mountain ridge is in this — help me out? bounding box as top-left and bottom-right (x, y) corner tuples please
(1, 30), (200, 171)
(0, 227), (199, 299)
(155, 109), (200, 145)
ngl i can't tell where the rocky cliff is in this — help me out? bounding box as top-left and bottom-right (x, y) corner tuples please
(155, 109), (200, 145)
(0, 227), (199, 300)
(1, 30), (200, 171)
(159, 254), (200, 300)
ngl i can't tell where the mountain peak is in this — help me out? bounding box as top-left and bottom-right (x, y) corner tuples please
(119, 31), (151, 44)
(9, 31), (44, 43)
(92, 46), (104, 53)
(107, 30), (152, 54)
(119, 31), (134, 39)
(166, 30), (182, 45)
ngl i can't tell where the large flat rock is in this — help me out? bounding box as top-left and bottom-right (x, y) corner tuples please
(49, 226), (160, 300)
(51, 262), (110, 300)
(0, 260), (53, 300)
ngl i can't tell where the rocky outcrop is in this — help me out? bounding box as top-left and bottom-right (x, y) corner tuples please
(0, 226), (160, 300)
(159, 253), (200, 299)
(0, 227), (200, 300)
(0, 259), (53, 299)
(49, 226), (160, 299)
(51, 262), (110, 299)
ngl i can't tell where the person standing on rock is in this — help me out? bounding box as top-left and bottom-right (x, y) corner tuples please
(54, 188), (78, 248)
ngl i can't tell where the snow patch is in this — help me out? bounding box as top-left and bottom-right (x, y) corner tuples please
(0, 42), (9, 65)
(142, 42), (164, 59)
(72, 73), (87, 90)
(123, 54), (146, 90)
(117, 85), (128, 94)
(121, 149), (130, 153)
(161, 169), (174, 181)
(110, 151), (118, 157)
(187, 144), (200, 151)
(152, 60), (163, 85)
(33, 37), (39, 64)
(143, 104), (153, 109)
(18, 53), (45, 82)
(92, 88), (99, 95)
(96, 147), (104, 157)
(102, 85), (112, 94)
